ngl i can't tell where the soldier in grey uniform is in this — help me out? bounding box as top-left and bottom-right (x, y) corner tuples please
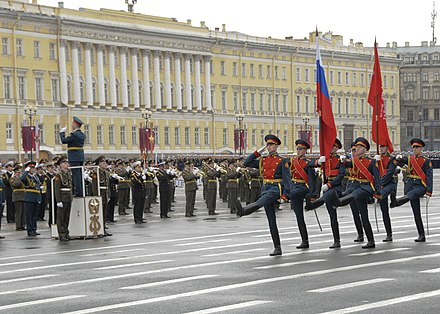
(249, 167), (261, 203)
(226, 161), (241, 214)
(11, 164), (25, 231)
(54, 156), (73, 241)
(204, 159), (221, 215)
(182, 161), (198, 217)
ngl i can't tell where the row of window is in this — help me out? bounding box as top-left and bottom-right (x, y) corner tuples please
(406, 108), (440, 121)
(406, 126), (440, 138)
(2, 38), (57, 60)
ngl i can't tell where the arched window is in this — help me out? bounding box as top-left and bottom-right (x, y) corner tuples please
(92, 78), (97, 103)
(104, 78), (109, 103)
(127, 80), (132, 104)
(160, 82), (164, 106)
(115, 79), (120, 104)
(170, 83), (175, 108)
(79, 76), (84, 102)
(138, 80), (142, 104)
(149, 81), (154, 106)
(191, 85), (194, 108)
(201, 85), (205, 109)
(181, 83), (185, 108)
(66, 75), (72, 101)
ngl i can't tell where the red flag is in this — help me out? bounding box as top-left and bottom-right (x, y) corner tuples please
(22, 126), (35, 152)
(368, 41), (394, 153)
(316, 32), (337, 176)
(139, 127), (146, 153)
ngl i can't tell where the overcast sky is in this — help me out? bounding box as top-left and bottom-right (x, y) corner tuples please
(37, 0), (436, 47)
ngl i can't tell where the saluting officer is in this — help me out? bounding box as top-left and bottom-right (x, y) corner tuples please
(335, 137), (381, 249)
(182, 161), (198, 217)
(54, 156), (73, 241)
(236, 134), (289, 256)
(60, 116), (85, 197)
(21, 161), (42, 237)
(392, 138), (433, 242)
(286, 139), (317, 249)
(374, 144), (397, 242)
(305, 138), (346, 249)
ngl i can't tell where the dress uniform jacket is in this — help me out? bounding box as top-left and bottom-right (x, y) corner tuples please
(60, 128), (85, 197)
(204, 168), (221, 214)
(226, 169), (241, 213)
(249, 167), (261, 203)
(131, 171), (145, 223)
(20, 170), (41, 235)
(182, 169), (198, 216)
(10, 175), (25, 229)
(156, 169), (175, 217)
(54, 169), (73, 238)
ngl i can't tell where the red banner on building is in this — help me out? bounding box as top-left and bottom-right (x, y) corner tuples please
(22, 126), (35, 152)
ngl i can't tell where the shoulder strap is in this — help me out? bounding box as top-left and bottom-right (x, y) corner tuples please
(353, 157), (374, 183)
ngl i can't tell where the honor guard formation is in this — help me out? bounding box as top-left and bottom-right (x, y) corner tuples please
(0, 117), (435, 257)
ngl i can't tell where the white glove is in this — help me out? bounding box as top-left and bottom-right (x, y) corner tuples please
(396, 154), (403, 160)
(57, 202), (63, 208)
(83, 173), (92, 182)
(374, 155), (381, 161)
(25, 167), (30, 172)
(340, 155), (347, 163)
(426, 195), (431, 205)
(318, 156), (326, 165)
(142, 174), (146, 180)
(111, 173), (118, 179)
(60, 126), (67, 133)
(126, 166), (131, 172)
(257, 145), (267, 154)
(322, 184), (329, 192)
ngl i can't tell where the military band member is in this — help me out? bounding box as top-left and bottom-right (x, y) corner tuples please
(36, 163), (48, 221)
(392, 138), (433, 242)
(11, 164), (25, 231)
(286, 139), (317, 249)
(242, 164), (252, 205)
(236, 134), (289, 256)
(156, 161), (173, 218)
(107, 165), (119, 223)
(219, 159), (228, 203)
(131, 161), (147, 224)
(115, 160), (130, 216)
(249, 167), (261, 203)
(226, 161), (241, 214)
(204, 159), (221, 215)
(182, 161), (198, 217)
(54, 156), (73, 241)
(305, 138), (346, 249)
(60, 116), (85, 197)
(143, 163), (155, 214)
(374, 144), (397, 242)
(3, 161), (15, 223)
(21, 161), (42, 237)
(335, 137), (381, 249)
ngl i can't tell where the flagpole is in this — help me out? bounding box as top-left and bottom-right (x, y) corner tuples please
(316, 28), (327, 186)
(374, 39), (380, 233)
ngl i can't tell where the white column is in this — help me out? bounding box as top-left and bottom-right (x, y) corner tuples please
(153, 50), (161, 110)
(142, 49), (151, 109)
(109, 46), (117, 108)
(164, 51), (172, 111)
(205, 56), (212, 112)
(59, 40), (68, 105)
(184, 54), (192, 111)
(195, 55), (202, 111)
(131, 48), (140, 110)
(174, 52), (182, 111)
(71, 42), (81, 106)
(97, 44), (105, 108)
(120, 47), (128, 109)
(85, 43), (93, 107)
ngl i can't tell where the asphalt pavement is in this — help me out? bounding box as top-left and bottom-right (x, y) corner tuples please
(0, 171), (439, 313)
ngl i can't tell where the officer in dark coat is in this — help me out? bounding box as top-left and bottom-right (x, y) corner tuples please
(20, 161), (42, 236)
(236, 134), (290, 256)
(60, 116), (85, 197)
(130, 161), (146, 224)
(392, 138), (433, 242)
(156, 161), (174, 218)
(285, 139), (317, 249)
(54, 156), (73, 241)
(3, 161), (15, 223)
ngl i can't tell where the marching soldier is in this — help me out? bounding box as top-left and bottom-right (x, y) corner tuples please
(54, 156), (73, 241)
(130, 161), (147, 224)
(286, 139), (317, 249)
(392, 138), (433, 242)
(3, 161), (15, 223)
(60, 116), (85, 197)
(115, 160), (130, 216)
(21, 161), (42, 237)
(305, 138), (346, 249)
(236, 134), (289, 256)
(11, 164), (25, 231)
(249, 167), (261, 203)
(335, 137), (381, 249)
(204, 159), (221, 215)
(226, 161), (241, 214)
(374, 144), (397, 242)
(182, 161), (198, 217)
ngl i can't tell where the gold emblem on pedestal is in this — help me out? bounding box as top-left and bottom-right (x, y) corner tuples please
(88, 198), (101, 236)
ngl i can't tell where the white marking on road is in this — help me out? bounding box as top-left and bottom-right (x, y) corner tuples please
(174, 239), (230, 246)
(120, 275), (218, 290)
(202, 248), (265, 257)
(0, 260), (42, 267)
(348, 248), (410, 256)
(183, 300), (272, 314)
(0, 295), (84, 311)
(254, 259), (326, 269)
(96, 259), (173, 270)
(319, 289), (440, 314)
(419, 268), (440, 273)
(80, 249), (146, 257)
(0, 274), (59, 284)
(308, 278), (394, 292)
(60, 252), (440, 314)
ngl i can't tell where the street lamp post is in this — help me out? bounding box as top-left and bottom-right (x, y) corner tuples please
(235, 113), (245, 156)
(24, 105), (37, 161)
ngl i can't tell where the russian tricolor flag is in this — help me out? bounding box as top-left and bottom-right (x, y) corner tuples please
(316, 30), (337, 176)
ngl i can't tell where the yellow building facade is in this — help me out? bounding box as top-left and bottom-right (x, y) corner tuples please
(0, 1), (401, 161)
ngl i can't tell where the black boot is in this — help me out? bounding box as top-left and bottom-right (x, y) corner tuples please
(389, 192), (397, 208)
(305, 195), (325, 212)
(236, 200), (261, 217)
(354, 234), (364, 242)
(269, 246), (282, 256)
(383, 235), (393, 242)
(336, 194), (354, 207)
(415, 234), (426, 242)
(296, 241), (309, 249)
(362, 242), (375, 249)
(390, 195), (410, 208)
(329, 240), (341, 249)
